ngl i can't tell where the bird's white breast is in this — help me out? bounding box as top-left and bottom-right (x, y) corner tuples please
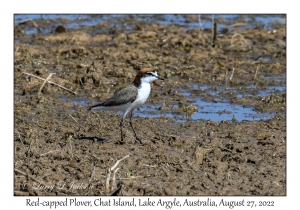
(131, 82), (151, 109)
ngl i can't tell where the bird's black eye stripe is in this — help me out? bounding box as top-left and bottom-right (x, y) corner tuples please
(146, 71), (156, 76)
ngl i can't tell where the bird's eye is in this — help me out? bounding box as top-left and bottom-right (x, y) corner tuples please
(146, 72), (153, 75)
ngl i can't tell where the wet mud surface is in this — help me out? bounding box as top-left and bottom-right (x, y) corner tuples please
(14, 15), (286, 196)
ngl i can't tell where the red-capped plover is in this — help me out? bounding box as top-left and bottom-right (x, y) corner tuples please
(88, 68), (164, 144)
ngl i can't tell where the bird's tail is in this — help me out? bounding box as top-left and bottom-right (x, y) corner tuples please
(87, 104), (101, 111)
(87, 106), (94, 111)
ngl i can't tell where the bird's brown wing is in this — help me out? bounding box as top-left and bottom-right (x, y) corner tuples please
(91, 84), (138, 108)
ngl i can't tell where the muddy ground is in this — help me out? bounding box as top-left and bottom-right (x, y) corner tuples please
(14, 15), (286, 196)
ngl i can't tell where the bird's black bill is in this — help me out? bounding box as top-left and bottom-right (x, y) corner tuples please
(157, 76), (165, 80)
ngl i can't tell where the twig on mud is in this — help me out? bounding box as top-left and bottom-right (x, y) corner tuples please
(106, 155), (130, 194)
(110, 155), (130, 172)
(14, 168), (46, 185)
(22, 72), (78, 95)
(91, 110), (101, 118)
(40, 150), (59, 157)
(252, 66), (259, 85)
(105, 172), (111, 193)
(117, 176), (143, 180)
(112, 168), (119, 190)
(229, 67), (235, 81)
(37, 73), (55, 99)
(143, 164), (157, 168)
(68, 114), (80, 126)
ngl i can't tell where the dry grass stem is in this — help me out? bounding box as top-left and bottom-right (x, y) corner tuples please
(105, 154), (130, 194)
(252, 66), (259, 85)
(112, 168), (119, 190)
(68, 114), (80, 126)
(143, 164), (157, 168)
(37, 73), (55, 99)
(22, 72), (78, 95)
(230, 67), (235, 81)
(117, 176), (143, 180)
(40, 150), (59, 157)
(105, 171), (111, 193)
(110, 155), (130, 172)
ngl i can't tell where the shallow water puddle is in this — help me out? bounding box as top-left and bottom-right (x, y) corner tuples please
(171, 83), (286, 121)
(206, 84), (286, 99)
(59, 83), (284, 122)
(15, 14), (286, 35)
(137, 99), (277, 122)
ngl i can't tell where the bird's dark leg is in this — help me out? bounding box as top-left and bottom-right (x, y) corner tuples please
(119, 119), (124, 142)
(129, 112), (142, 144)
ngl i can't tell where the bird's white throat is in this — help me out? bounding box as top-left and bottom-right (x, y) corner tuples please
(135, 80), (151, 107)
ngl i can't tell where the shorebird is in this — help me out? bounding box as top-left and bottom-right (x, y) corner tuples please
(88, 68), (164, 144)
